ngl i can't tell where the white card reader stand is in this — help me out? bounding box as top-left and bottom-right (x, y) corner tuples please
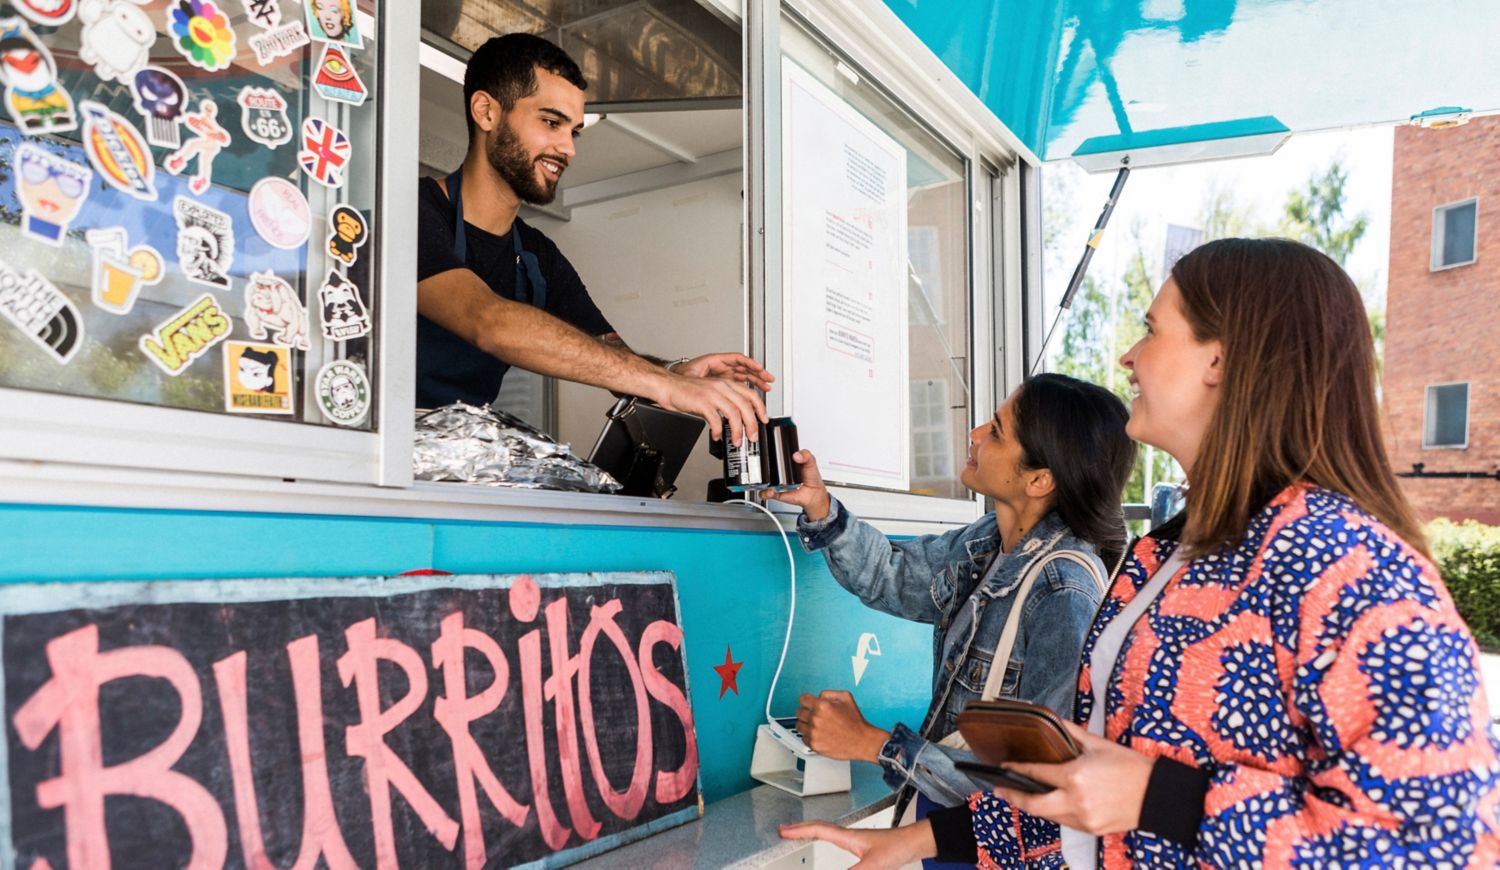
(750, 718), (851, 797)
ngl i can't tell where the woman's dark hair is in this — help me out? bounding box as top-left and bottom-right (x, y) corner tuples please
(463, 33), (589, 134)
(1169, 237), (1427, 557)
(1012, 373), (1137, 570)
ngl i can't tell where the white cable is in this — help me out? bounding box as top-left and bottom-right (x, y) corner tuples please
(734, 497), (797, 724)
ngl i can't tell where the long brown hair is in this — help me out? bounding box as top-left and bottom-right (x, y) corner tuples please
(1169, 238), (1428, 557)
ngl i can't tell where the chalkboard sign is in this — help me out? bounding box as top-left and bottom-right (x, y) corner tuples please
(0, 572), (700, 868)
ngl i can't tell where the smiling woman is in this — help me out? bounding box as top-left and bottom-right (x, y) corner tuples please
(783, 239), (1500, 869)
(766, 373), (1134, 834)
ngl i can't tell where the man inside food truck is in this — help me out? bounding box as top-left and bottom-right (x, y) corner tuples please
(416, 33), (773, 445)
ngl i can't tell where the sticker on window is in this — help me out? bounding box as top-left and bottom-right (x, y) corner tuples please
(326, 203), (368, 267)
(164, 99), (231, 195)
(167, 0), (237, 72)
(0, 19), (77, 135)
(86, 226), (163, 315)
(13, 0), (77, 27)
(313, 43), (366, 106)
(303, 0), (361, 51)
(173, 196), (234, 289)
(241, 0), (281, 29)
(15, 143), (90, 246)
(237, 86), (293, 149)
(298, 116), (350, 188)
(317, 269), (369, 341)
(79, 0), (155, 83)
(80, 100), (155, 201)
(315, 359), (369, 426)
(224, 340), (294, 415)
(130, 66), (188, 149)
(248, 177), (310, 250)
(139, 292), (231, 375)
(0, 257), (83, 365)
(248, 20), (308, 66)
(245, 270), (310, 350)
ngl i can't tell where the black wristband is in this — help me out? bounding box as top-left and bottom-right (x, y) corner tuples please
(1137, 757), (1211, 848)
(927, 803), (979, 864)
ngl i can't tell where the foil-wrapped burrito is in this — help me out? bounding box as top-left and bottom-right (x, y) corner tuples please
(413, 402), (621, 493)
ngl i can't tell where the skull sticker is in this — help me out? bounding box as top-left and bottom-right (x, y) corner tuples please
(130, 66), (187, 148)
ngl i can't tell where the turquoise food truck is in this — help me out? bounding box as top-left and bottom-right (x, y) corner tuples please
(0, 0), (1495, 865)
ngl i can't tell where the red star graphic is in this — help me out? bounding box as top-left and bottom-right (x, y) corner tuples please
(712, 644), (743, 699)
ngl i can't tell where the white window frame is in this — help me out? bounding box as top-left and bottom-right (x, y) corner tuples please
(1431, 197), (1479, 271)
(1423, 381), (1470, 449)
(0, 2), (418, 488)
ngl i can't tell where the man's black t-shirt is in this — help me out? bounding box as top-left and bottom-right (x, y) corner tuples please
(415, 175), (615, 408)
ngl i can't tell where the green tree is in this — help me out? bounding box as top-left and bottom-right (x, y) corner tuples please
(1199, 183), (1254, 240)
(1275, 159), (1382, 375)
(1055, 227), (1181, 513)
(1277, 160), (1368, 266)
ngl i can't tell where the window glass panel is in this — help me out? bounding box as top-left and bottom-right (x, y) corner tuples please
(1441, 201), (1477, 266)
(1426, 383), (1468, 447)
(782, 19), (972, 501)
(0, 1), (382, 430)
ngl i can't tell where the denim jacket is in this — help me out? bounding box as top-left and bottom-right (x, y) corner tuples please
(798, 497), (1106, 806)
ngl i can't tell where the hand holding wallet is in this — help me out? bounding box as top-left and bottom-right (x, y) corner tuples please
(953, 698), (1082, 794)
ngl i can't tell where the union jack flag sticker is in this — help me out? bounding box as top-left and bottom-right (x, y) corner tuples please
(298, 117), (351, 189)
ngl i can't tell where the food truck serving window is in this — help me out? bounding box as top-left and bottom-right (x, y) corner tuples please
(777, 18), (974, 502)
(0, 0), (415, 487)
(2, 0), (380, 427)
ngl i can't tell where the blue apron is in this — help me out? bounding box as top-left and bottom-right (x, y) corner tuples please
(445, 166), (548, 309)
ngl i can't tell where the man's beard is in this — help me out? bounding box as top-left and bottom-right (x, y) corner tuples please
(486, 120), (558, 205)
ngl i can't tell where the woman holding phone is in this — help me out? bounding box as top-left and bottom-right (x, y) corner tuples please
(782, 238), (1500, 867)
(769, 373), (1135, 832)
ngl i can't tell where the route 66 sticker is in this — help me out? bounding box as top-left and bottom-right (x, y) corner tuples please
(236, 86), (291, 149)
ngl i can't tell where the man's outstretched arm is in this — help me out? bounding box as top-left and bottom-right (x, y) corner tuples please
(418, 268), (767, 442)
(599, 333), (775, 392)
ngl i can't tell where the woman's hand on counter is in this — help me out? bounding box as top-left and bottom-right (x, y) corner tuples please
(766, 450), (831, 522)
(779, 818), (937, 869)
(796, 689), (889, 763)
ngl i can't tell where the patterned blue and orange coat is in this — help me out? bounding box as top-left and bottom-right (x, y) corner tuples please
(955, 484), (1500, 868)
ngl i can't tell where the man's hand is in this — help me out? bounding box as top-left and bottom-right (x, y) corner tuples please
(795, 690), (890, 763)
(779, 819), (937, 869)
(990, 720), (1154, 836)
(674, 353), (775, 392)
(650, 371), (768, 445)
(765, 450), (831, 521)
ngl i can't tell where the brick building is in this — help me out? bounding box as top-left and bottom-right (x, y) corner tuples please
(1385, 116), (1500, 524)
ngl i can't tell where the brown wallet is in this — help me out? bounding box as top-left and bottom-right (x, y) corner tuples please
(956, 699), (1082, 765)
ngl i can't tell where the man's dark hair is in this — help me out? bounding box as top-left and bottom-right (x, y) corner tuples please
(463, 33), (588, 135)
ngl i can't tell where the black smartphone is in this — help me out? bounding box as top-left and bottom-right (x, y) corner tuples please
(955, 759), (1055, 795)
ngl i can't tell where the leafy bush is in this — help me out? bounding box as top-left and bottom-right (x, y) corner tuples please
(1427, 518), (1500, 651)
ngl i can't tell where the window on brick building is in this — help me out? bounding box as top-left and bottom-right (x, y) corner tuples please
(1424, 382), (1470, 448)
(1431, 199), (1478, 270)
